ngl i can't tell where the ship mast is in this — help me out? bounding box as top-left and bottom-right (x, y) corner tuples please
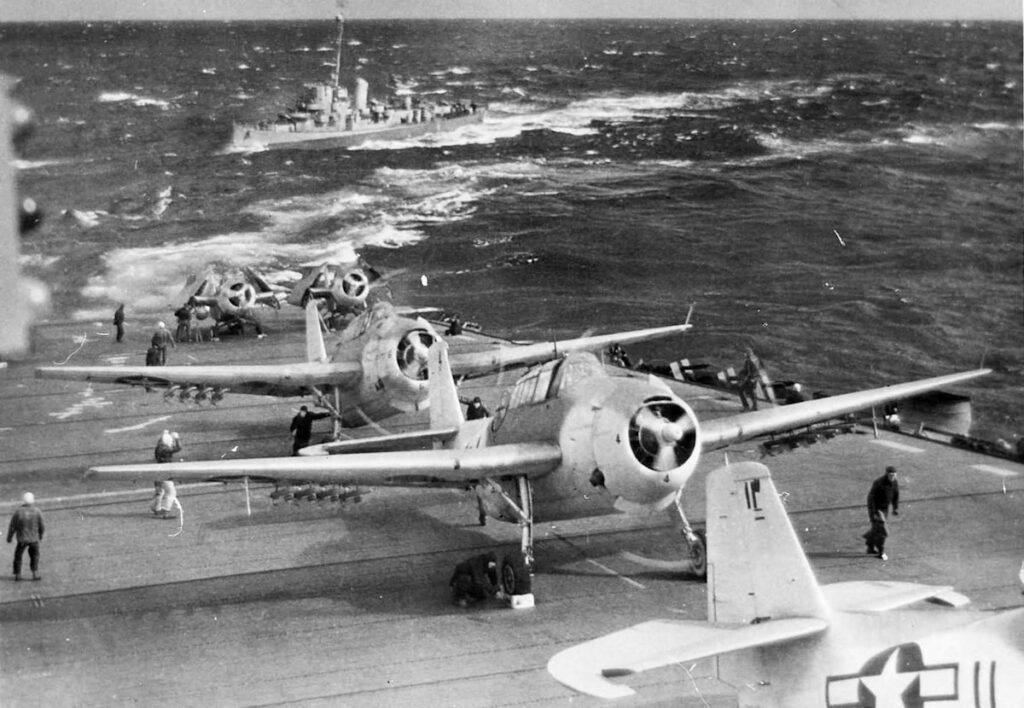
(332, 6), (345, 89)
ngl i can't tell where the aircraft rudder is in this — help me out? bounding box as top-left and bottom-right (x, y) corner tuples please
(706, 461), (830, 624)
(305, 301), (328, 363)
(427, 339), (464, 430)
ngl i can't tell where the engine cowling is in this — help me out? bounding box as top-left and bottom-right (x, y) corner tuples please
(356, 325), (437, 415)
(590, 386), (701, 510)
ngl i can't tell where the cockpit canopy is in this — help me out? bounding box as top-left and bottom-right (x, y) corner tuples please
(508, 353), (604, 409)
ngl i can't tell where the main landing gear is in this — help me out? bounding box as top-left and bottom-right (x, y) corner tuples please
(310, 385), (344, 439)
(673, 488), (708, 579)
(480, 476), (536, 574)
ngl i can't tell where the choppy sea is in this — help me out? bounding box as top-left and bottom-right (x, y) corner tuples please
(2, 19), (1021, 439)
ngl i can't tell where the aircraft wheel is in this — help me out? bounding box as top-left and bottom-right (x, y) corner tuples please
(689, 529), (708, 581)
(501, 549), (531, 596)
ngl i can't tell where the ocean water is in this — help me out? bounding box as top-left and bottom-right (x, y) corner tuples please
(2, 19), (1022, 439)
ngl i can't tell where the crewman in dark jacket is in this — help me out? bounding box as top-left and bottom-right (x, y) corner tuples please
(113, 303), (125, 342)
(449, 552), (499, 607)
(290, 406), (331, 455)
(7, 492), (44, 581)
(465, 397), (489, 420)
(864, 466), (900, 560)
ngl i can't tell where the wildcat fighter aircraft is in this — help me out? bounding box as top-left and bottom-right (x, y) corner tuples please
(174, 267), (285, 336)
(548, 460), (1024, 705)
(85, 335), (989, 577)
(37, 300), (693, 430)
(286, 260), (385, 314)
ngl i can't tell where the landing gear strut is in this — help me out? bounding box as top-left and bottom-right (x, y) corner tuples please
(673, 488), (707, 579)
(481, 476), (536, 572)
(310, 385), (344, 440)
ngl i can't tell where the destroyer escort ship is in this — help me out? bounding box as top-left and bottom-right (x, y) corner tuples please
(230, 13), (485, 152)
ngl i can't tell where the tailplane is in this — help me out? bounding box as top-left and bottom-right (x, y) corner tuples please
(305, 301), (328, 363)
(706, 461), (830, 623)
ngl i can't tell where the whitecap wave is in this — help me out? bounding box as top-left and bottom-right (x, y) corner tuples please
(14, 157), (78, 170)
(97, 91), (171, 110)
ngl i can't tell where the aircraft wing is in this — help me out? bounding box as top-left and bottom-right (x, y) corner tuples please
(285, 264), (325, 306)
(547, 617), (828, 699)
(301, 427), (460, 454)
(87, 443), (563, 486)
(698, 369), (990, 451)
(36, 361), (362, 397)
(823, 581), (970, 611)
(448, 323), (693, 377)
(172, 270), (214, 305)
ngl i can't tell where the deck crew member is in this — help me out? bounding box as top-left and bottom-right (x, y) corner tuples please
(863, 466), (900, 560)
(174, 303), (193, 343)
(737, 349), (760, 410)
(290, 405), (331, 455)
(151, 321), (175, 364)
(446, 314), (464, 336)
(113, 303), (125, 342)
(466, 397), (490, 420)
(154, 430), (181, 463)
(7, 492), (44, 581)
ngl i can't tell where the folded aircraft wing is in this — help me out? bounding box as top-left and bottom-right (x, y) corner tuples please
(698, 369), (990, 451)
(88, 442), (563, 486)
(36, 361), (361, 397)
(448, 323), (692, 377)
(547, 617), (828, 699)
(285, 265), (325, 307)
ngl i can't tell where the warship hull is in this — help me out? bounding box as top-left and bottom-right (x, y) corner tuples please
(231, 109), (485, 151)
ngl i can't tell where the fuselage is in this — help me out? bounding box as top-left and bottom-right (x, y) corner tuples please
(478, 353), (700, 522)
(725, 609), (1024, 707)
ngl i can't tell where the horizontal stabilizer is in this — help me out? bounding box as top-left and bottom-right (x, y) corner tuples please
(547, 617), (828, 699)
(823, 581), (970, 611)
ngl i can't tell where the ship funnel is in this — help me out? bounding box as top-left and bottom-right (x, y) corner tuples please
(355, 78), (368, 112)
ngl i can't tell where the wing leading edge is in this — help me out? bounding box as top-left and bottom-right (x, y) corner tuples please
(698, 368), (990, 450)
(88, 443), (563, 487)
(36, 361), (362, 397)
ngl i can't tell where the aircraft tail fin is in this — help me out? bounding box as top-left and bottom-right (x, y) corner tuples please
(305, 301), (328, 363)
(427, 340), (464, 431)
(707, 461), (831, 623)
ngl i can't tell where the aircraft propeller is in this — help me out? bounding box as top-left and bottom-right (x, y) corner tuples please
(339, 270), (369, 299)
(225, 281), (257, 310)
(397, 329), (436, 380)
(629, 396), (697, 472)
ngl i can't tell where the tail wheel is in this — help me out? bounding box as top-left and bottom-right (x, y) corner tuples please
(501, 549), (531, 596)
